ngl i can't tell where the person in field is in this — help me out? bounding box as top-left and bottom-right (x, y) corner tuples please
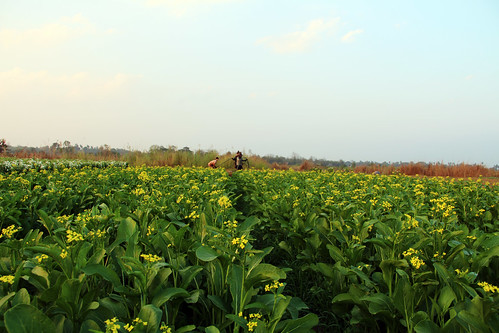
(232, 151), (247, 170)
(208, 157), (219, 168)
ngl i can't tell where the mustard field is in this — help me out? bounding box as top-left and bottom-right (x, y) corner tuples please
(0, 160), (498, 332)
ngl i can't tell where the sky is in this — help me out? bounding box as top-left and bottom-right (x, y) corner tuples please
(1, 0), (498, 166)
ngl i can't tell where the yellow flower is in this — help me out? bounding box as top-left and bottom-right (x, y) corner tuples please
(160, 324), (173, 333)
(0, 225), (22, 239)
(104, 317), (120, 333)
(0, 275), (15, 284)
(231, 235), (249, 249)
(455, 268), (469, 277)
(140, 254), (162, 263)
(66, 229), (84, 243)
(218, 196), (232, 209)
(60, 249), (68, 259)
(478, 281), (499, 293)
(410, 256), (425, 269)
(265, 280), (284, 292)
(35, 254), (49, 263)
(146, 225), (155, 236)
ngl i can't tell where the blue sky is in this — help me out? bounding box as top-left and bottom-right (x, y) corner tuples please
(1, 0), (498, 166)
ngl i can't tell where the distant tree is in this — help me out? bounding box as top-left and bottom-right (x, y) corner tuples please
(50, 141), (61, 152)
(149, 145), (167, 152)
(0, 138), (8, 153)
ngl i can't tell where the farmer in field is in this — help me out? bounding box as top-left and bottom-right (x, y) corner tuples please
(232, 151), (246, 170)
(208, 156), (219, 168)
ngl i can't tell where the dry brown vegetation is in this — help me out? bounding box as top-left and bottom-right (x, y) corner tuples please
(354, 162), (499, 179)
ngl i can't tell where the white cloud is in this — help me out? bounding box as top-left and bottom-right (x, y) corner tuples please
(142, 0), (240, 16)
(0, 14), (109, 48)
(341, 29), (364, 43)
(465, 75), (473, 80)
(256, 18), (340, 54)
(0, 68), (140, 101)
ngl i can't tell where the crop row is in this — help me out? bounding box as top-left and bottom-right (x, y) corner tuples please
(232, 170), (499, 332)
(0, 165), (316, 333)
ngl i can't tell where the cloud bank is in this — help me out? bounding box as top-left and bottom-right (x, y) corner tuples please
(341, 29), (364, 43)
(0, 14), (106, 48)
(257, 18), (340, 53)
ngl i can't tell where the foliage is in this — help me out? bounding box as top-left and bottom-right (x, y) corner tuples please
(1, 161), (498, 332)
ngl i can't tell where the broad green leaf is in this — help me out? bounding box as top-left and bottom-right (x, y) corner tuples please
(269, 295), (291, 331)
(196, 246), (219, 262)
(239, 216), (260, 232)
(208, 295), (231, 313)
(456, 310), (489, 332)
(230, 265), (243, 313)
(4, 304), (56, 333)
(414, 320), (440, 333)
(438, 286), (456, 313)
(151, 287), (190, 308)
(205, 326), (220, 333)
(117, 217), (137, 241)
(176, 325), (197, 333)
(245, 247), (273, 277)
(137, 304), (162, 333)
(245, 264), (286, 289)
(279, 313), (319, 333)
(82, 264), (123, 290)
(11, 288), (30, 306)
(0, 292), (15, 310)
(287, 297), (309, 319)
(179, 265), (203, 289)
(225, 314), (247, 327)
(326, 244), (345, 264)
(361, 293), (395, 315)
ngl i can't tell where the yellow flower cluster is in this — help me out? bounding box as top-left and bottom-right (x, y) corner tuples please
(57, 215), (72, 224)
(403, 248), (425, 269)
(218, 196), (232, 209)
(0, 275), (15, 284)
(124, 318), (148, 332)
(433, 251), (446, 258)
(60, 249), (68, 259)
(265, 280), (284, 292)
(87, 229), (106, 239)
(138, 171), (151, 182)
(402, 248), (420, 257)
(478, 281), (499, 293)
(224, 220), (238, 230)
(185, 210), (200, 219)
(160, 324), (173, 333)
(351, 235), (361, 242)
(105, 317), (120, 333)
(66, 229), (84, 243)
(231, 235), (248, 249)
(133, 187), (146, 196)
(35, 254), (49, 263)
(430, 197), (456, 218)
(140, 254), (162, 263)
(247, 313), (262, 332)
(455, 268), (469, 277)
(0, 225), (22, 239)
(404, 214), (419, 229)
(410, 256), (426, 269)
(146, 225), (155, 236)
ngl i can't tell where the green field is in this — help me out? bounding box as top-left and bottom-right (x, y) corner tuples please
(1, 160), (498, 332)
